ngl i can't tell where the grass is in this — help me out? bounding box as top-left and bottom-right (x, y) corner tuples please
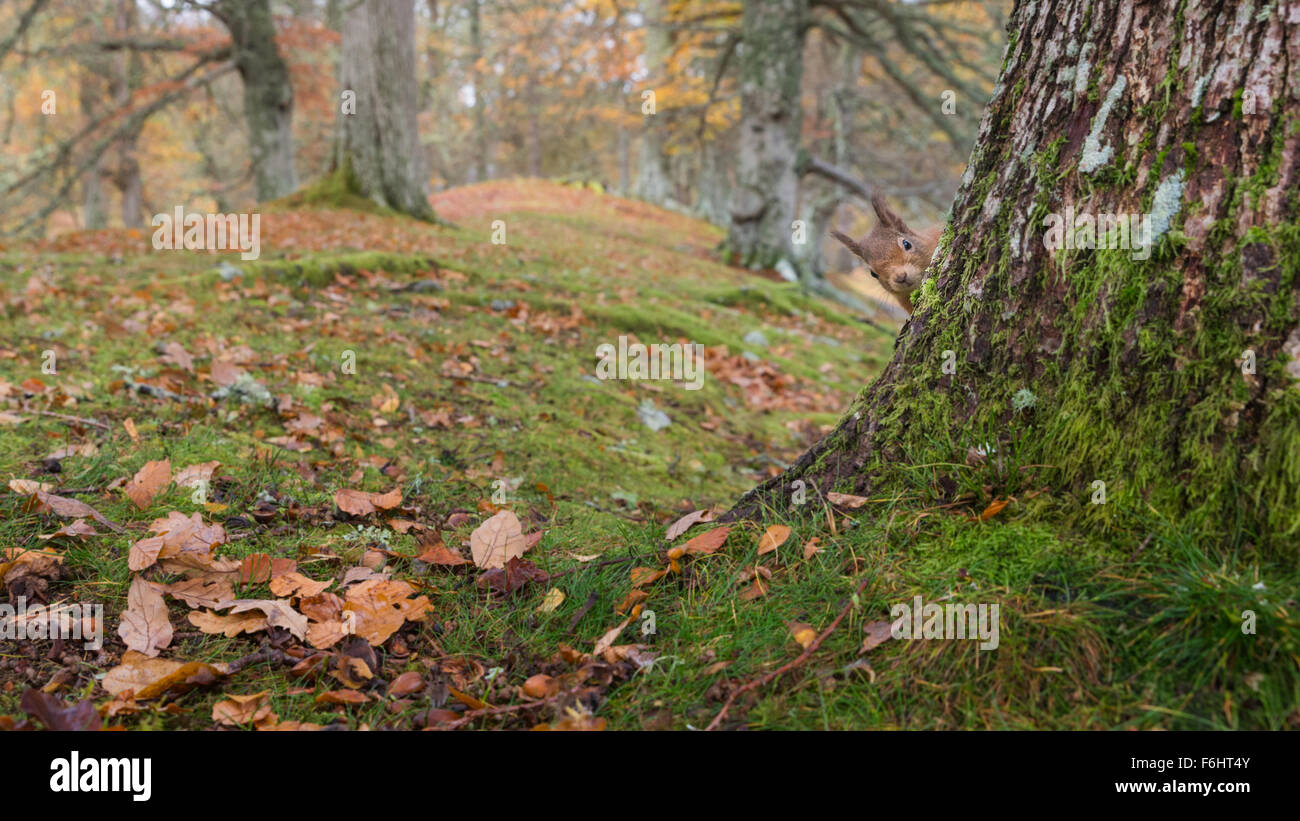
(0, 179), (1294, 731)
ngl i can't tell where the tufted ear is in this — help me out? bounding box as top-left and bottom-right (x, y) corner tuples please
(870, 193), (909, 234)
(829, 230), (864, 259)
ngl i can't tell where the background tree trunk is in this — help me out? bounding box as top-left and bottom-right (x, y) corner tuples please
(216, 0), (299, 201)
(468, 0), (489, 183)
(725, 0), (807, 272)
(731, 0), (1300, 561)
(632, 0), (673, 205)
(111, 0), (143, 226)
(335, 0), (435, 219)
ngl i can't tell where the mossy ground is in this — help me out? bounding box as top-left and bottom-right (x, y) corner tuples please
(0, 180), (1294, 730)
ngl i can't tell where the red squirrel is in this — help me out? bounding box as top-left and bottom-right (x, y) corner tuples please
(831, 194), (941, 315)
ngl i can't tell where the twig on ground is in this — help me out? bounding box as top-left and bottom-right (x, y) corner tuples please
(705, 575), (872, 731)
(35, 411), (112, 430)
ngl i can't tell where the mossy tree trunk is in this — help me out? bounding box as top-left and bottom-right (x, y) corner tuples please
(214, 0), (299, 201)
(726, 0), (807, 272)
(335, 0), (436, 220)
(731, 0), (1300, 560)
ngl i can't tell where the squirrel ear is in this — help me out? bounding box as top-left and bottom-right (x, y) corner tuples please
(870, 194), (908, 233)
(829, 229), (863, 258)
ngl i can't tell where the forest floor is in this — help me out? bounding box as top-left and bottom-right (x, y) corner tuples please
(0, 180), (1293, 730)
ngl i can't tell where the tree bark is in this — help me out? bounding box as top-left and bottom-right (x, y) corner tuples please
(111, 0), (143, 226)
(730, 0), (1300, 561)
(215, 0), (299, 201)
(335, 0), (435, 219)
(468, 0), (489, 183)
(725, 0), (807, 272)
(633, 0), (673, 205)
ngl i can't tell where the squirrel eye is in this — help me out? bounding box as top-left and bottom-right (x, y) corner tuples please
(870, 270), (879, 279)
(901, 239), (913, 251)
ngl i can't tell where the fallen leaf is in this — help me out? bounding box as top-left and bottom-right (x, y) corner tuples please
(118, 577), (173, 657)
(102, 651), (229, 698)
(161, 575), (234, 609)
(19, 689), (101, 731)
(826, 492), (869, 509)
(29, 491), (121, 532)
(124, 459), (171, 509)
(188, 609), (267, 637)
(861, 619), (898, 653)
(665, 509), (714, 541)
(212, 691), (276, 727)
(522, 674), (558, 699)
(334, 487), (402, 516)
(757, 524), (791, 555)
(220, 599), (308, 640)
(802, 537), (822, 559)
(789, 621), (817, 649)
(537, 587), (566, 613)
(470, 509), (528, 569)
(684, 525), (732, 556)
(475, 556), (548, 597)
(269, 571), (331, 598)
(977, 498), (1010, 522)
(315, 689), (369, 705)
(174, 461), (220, 488)
(388, 671), (425, 696)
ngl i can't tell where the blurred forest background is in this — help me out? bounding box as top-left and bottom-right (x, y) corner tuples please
(0, 0), (1006, 304)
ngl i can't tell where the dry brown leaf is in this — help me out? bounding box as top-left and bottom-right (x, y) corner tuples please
(757, 524), (791, 555)
(789, 621), (817, 649)
(334, 487), (402, 516)
(826, 492), (869, 509)
(977, 498), (1010, 522)
(683, 525), (732, 556)
(188, 609), (267, 638)
(664, 509), (714, 541)
(220, 599), (308, 640)
(469, 509), (528, 569)
(343, 578), (431, 645)
(36, 519), (98, 540)
(629, 566), (667, 587)
(102, 651), (229, 699)
(174, 461), (220, 488)
(212, 691), (276, 727)
(593, 614), (634, 656)
(414, 531), (469, 566)
(118, 577), (173, 658)
(125, 459), (171, 509)
(861, 618), (899, 653)
(161, 575), (234, 609)
(315, 689), (369, 705)
(269, 571), (331, 598)
(30, 491), (121, 532)
(802, 537), (822, 559)
(9, 479), (53, 495)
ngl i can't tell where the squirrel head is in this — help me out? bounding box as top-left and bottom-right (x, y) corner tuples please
(831, 194), (938, 313)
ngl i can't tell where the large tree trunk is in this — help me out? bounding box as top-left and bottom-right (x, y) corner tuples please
(725, 0), (807, 272)
(78, 67), (107, 229)
(335, 0), (435, 219)
(468, 0), (489, 183)
(216, 0), (299, 201)
(111, 0), (143, 226)
(633, 0), (673, 205)
(731, 0), (1300, 561)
